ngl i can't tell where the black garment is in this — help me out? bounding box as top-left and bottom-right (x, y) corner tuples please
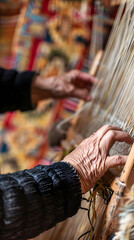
(0, 67), (82, 240)
(0, 162), (81, 240)
(0, 67), (36, 113)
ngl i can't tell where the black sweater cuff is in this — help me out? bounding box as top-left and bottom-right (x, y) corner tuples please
(15, 70), (36, 112)
(0, 162), (82, 240)
(0, 67), (36, 113)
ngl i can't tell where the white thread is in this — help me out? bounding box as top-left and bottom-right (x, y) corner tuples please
(118, 180), (126, 187)
(57, 0), (134, 143)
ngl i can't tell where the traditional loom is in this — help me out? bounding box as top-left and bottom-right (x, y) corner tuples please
(33, 0), (134, 239)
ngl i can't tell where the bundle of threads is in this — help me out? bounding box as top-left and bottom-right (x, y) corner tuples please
(78, 179), (113, 240)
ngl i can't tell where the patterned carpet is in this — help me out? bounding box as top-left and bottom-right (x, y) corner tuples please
(0, 0), (115, 173)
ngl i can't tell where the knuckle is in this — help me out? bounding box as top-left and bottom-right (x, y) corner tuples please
(105, 124), (112, 129)
(108, 130), (115, 139)
(81, 138), (89, 146)
(115, 156), (120, 164)
(116, 156), (123, 165)
(101, 124), (112, 132)
(72, 69), (80, 77)
(116, 155), (123, 164)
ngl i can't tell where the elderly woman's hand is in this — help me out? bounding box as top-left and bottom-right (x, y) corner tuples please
(63, 125), (134, 194)
(31, 70), (97, 104)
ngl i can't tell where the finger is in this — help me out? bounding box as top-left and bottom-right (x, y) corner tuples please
(63, 83), (92, 100)
(74, 81), (93, 89)
(100, 130), (134, 152)
(106, 155), (127, 170)
(77, 71), (99, 85)
(95, 125), (122, 140)
(71, 88), (92, 101)
(67, 70), (98, 85)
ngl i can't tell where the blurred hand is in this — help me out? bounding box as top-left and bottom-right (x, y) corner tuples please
(31, 70), (97, 104)
(63, 125), (134, 194)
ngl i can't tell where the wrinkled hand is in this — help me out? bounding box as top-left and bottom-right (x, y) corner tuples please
(63, 125), (134, 194)
(31, 70), (97, 104)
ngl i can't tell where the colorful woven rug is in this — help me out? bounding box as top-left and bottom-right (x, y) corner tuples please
(0, 0), (115, 172)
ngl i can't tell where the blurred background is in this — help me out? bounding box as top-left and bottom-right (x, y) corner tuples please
(0, 0), (117, 174)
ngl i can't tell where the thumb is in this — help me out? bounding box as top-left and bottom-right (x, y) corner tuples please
(71, 88), (92, 101)
(106, 155), (127, 170)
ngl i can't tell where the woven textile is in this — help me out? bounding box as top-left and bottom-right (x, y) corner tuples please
(0, 1), (22, 68)
(0, 0), (114, 172)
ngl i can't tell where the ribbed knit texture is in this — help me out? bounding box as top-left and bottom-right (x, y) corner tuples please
(0, 67), (36, 113)
(0, 162), (82, 240)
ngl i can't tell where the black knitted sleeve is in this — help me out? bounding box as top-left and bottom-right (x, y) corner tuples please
(0, 67), (36, 113)
(0, 162), (82, 240)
